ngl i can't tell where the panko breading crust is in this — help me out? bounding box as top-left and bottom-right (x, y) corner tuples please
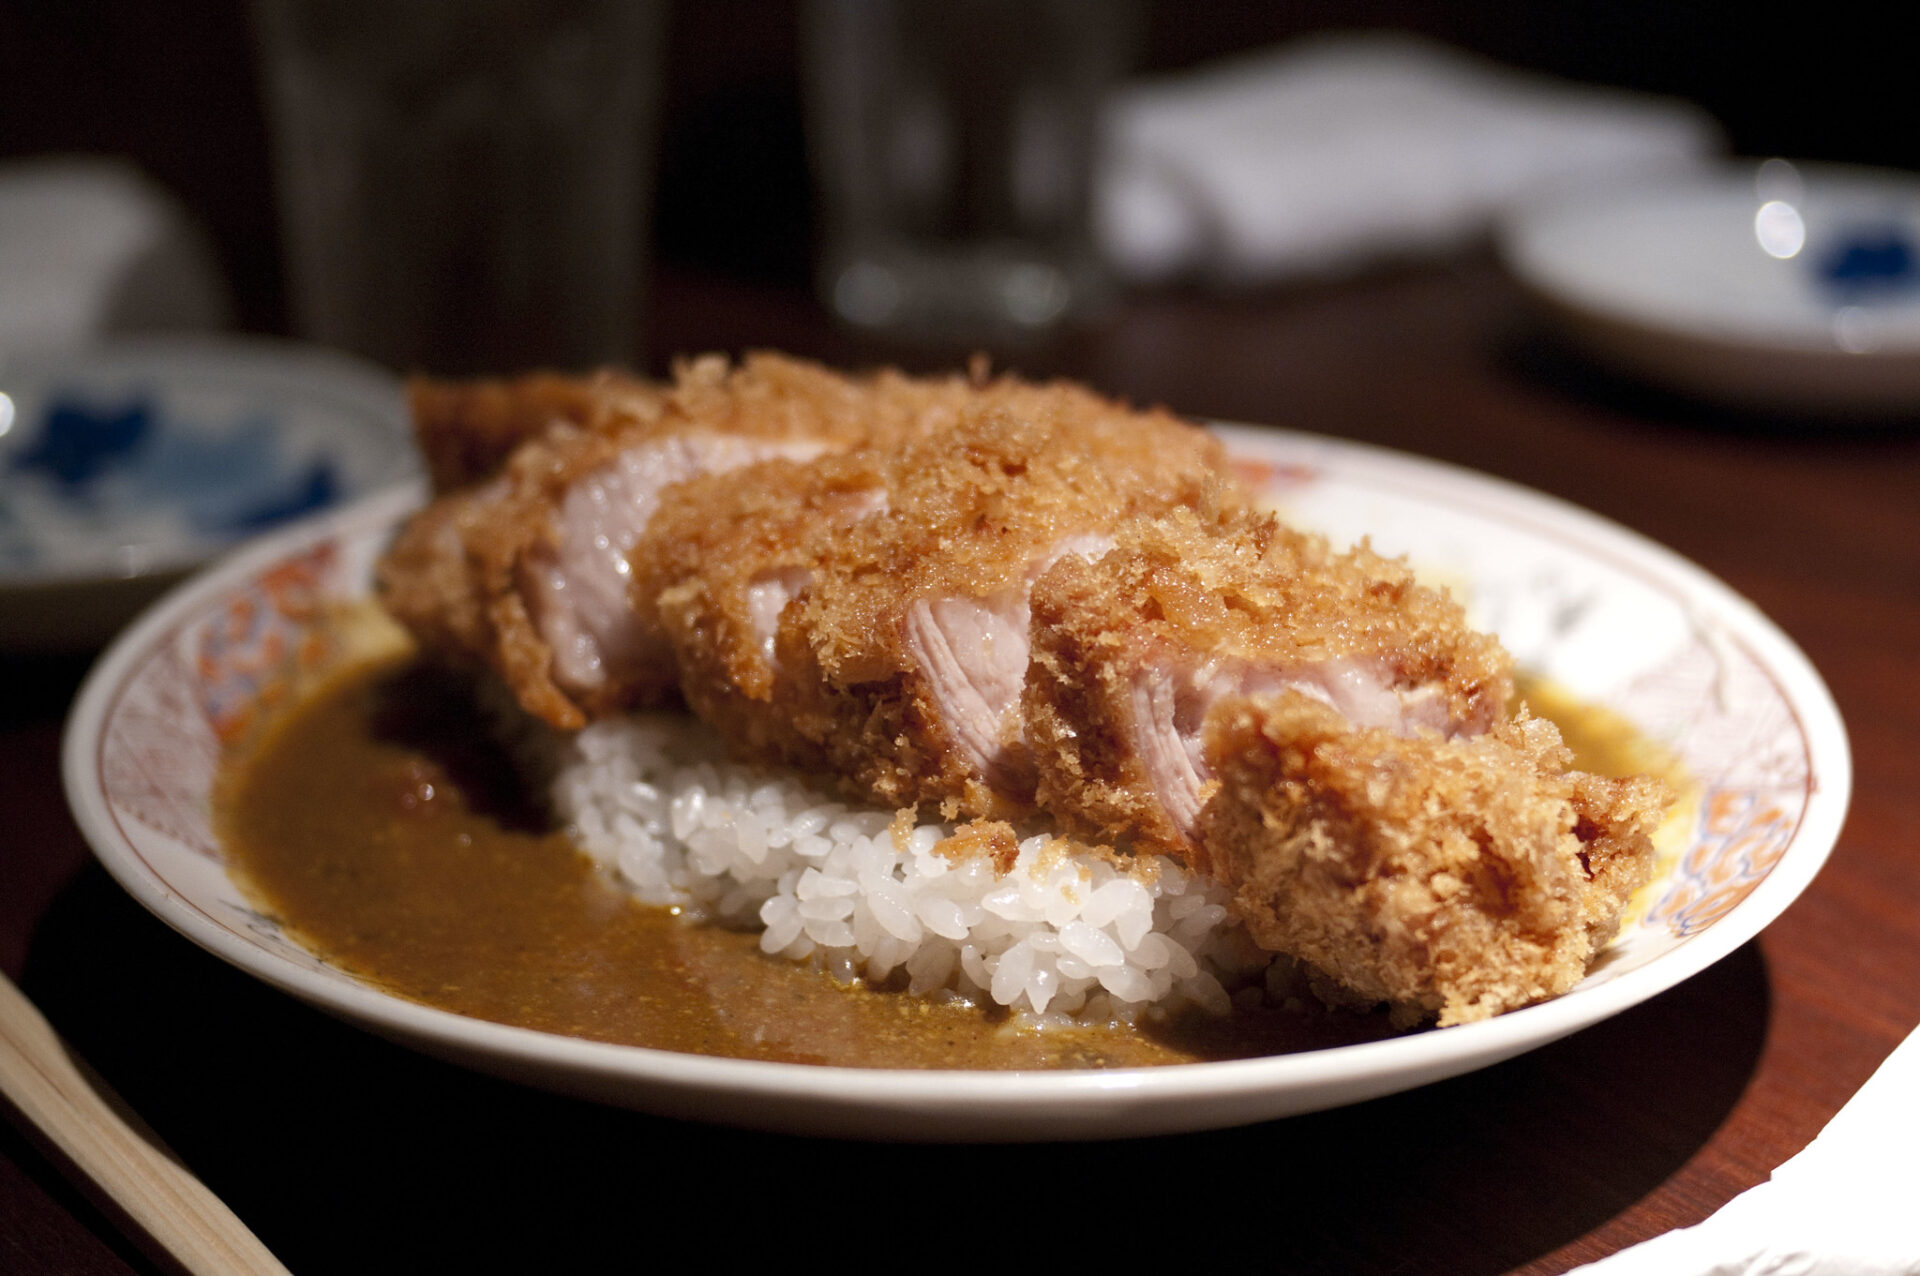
(1026, 505), (1512, 855)
(639, 388), (1231, 818)
(1202, 694), (1668, 1024)
(409, 369), (665, 493)
(380, 353), (1001, 727)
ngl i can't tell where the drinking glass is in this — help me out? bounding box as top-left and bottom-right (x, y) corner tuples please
(253, 0), (666, 374)
(802, 0), (1138, 345)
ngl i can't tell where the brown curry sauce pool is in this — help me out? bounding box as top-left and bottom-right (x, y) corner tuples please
(218, 654), (1669, 1070)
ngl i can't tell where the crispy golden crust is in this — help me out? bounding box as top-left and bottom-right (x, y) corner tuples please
(385, 367), (671, 716)
(1200, 694), (1667, 1025)
(408, 369), (665, 493)
(379, 353), (969, 728)
(371, 479), (502, 667)
(380, 409), (693, 728)
(794, 397), (1230, 686)
(1024, 505), (1513, 855)
(640, 390), (1232, 818)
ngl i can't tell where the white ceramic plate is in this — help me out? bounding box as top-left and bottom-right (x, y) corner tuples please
(0, 336), (416, 648)
(1501, 160), (1920, 412)
(62, 427), (1849, 1141)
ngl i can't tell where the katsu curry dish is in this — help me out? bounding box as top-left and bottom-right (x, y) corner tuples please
(219, 353), (1674, 1069)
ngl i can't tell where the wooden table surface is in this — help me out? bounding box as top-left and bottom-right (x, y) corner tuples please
(5, 260), (1917, 1274)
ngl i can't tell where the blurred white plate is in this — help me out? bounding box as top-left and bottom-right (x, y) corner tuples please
(64, 429), (1849, 1141)
(0, 336), (415, 648)
(1501, 160), (1920, 412)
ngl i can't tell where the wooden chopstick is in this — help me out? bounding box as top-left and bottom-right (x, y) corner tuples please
(0, 970), (291, 1275)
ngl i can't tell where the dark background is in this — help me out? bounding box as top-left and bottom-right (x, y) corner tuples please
(2, 0), (1909, 356)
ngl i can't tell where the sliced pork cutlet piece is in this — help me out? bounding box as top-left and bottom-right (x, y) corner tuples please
(1199, 693), (1668, 1025)
(374, 477), (506, 668)
(409, 368), (666, 493)
(377, 370), (671, 697)
(378, 353), (973, 728)
(638, 387), (1235, 819)
(1024, 506), (1512, 857)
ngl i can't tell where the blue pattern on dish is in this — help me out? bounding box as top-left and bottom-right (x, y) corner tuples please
(9, 395), (154, 488)
(1815, 224), (1919, 299)
(1, 386), (342, 571)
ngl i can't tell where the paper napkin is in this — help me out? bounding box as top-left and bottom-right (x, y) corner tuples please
(1572, 1023), (1920, 1275)
(1098, 33), (1723, 285)
(0, 156), (230, 356)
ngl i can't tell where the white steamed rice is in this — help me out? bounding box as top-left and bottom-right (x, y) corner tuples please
(545, 713), (1285, 1027)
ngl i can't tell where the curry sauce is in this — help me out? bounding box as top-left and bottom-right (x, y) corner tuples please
(220, 657), (1418, 1067)
(217, 655), (1674, 1069)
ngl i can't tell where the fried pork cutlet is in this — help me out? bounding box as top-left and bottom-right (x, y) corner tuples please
(636, 394), (1233, 819)
(1025, 506), (1665, 1022)
(409, 368), (666, 493)
(380, 355), (1669, 1024)
(1202, 695), (1667, 1025)
(1025, 505), (1512, 857)
(378, 353), (1011, 727)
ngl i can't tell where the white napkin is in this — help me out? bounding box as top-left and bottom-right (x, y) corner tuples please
(1572, 1023), (1920, 1276)
(1097, 33), (1723, 285)
(0, 156), (231, 357)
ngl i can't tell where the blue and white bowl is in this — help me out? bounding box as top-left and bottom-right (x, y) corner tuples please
(0, 335), (416, 647)
(1501, 160), (1920, 413)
